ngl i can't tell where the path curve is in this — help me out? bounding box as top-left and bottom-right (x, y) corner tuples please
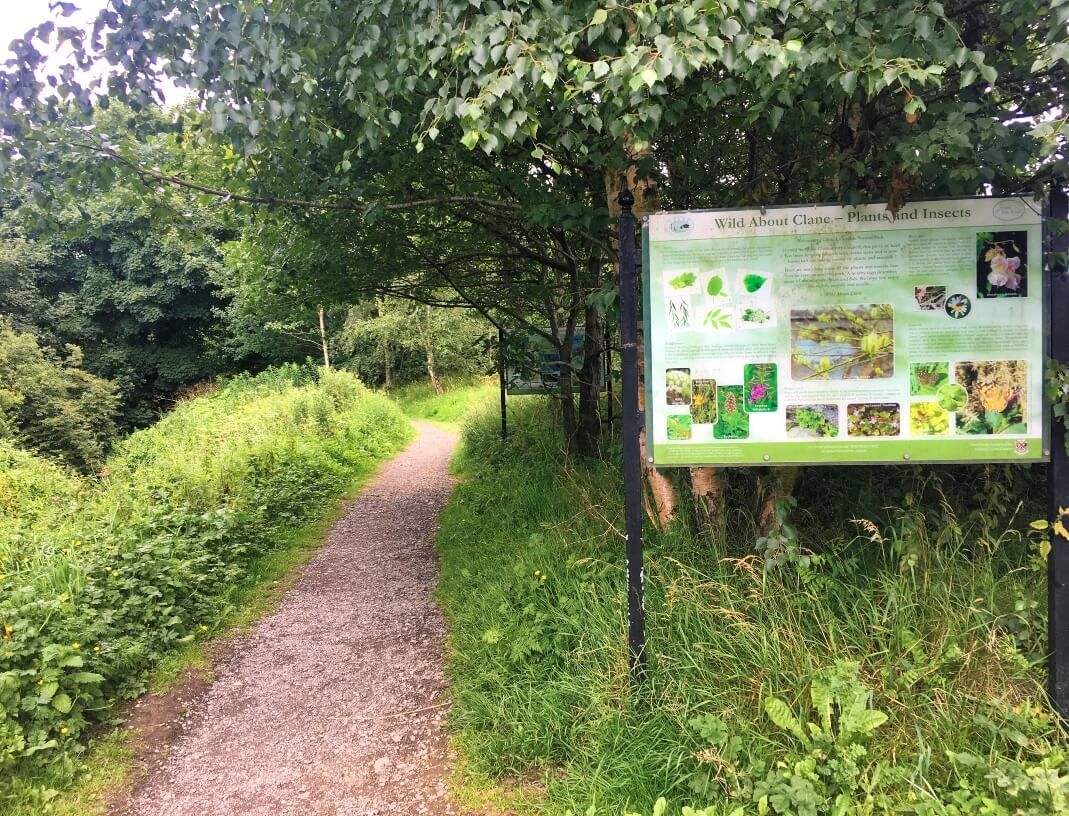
(125, 421), (461, 816)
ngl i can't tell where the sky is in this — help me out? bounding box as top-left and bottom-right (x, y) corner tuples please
(1, 0), (186, 104)
(1, 0), (109, 59)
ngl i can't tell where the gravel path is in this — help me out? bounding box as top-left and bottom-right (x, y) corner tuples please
(125, 422), (461, 816)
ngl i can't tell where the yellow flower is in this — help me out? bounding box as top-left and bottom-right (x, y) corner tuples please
(93, 645), (101, 652)
(980, 385), (1012, 413)
(71, 643), (80, 650)
(60, 727), (69, 735)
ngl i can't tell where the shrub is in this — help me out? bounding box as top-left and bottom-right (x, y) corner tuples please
(0, 320), (120, 473)
(0, 365), (411, 799)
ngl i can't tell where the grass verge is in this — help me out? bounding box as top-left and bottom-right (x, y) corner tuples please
(0, 365), (412, 812)
(437, 399), (1063, 815)
(390, 377), (497, 430)
(4, 475), (379, 816)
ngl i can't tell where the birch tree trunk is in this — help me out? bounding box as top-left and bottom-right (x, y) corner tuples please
(318, 307), (331, 369)
(418, 305), (444, 395)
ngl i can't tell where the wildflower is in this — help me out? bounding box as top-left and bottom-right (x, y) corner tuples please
(200, 625), (209, 631)
(749, 384), (767, 403)
(60, 727), (69, 735)
(71, 643), (80, 650)
(540, 575), (547, 583)
(988, 254), (1021, 290)
(534, 570), (541, 577)
(93, 645), (101, 652)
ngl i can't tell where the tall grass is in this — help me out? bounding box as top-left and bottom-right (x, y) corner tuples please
(0, 365), (411, 806)
(437, 399), (1063, 814)
(390, 377), (497, 428)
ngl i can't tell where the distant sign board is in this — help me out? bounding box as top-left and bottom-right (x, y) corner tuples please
(643, 196), (1047, 466)
(505, 327), (588, 395)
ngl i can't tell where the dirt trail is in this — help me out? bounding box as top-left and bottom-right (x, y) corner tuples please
(124, 421), (462, 816)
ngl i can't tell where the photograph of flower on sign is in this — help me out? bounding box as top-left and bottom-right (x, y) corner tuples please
(642, 197), (1047, 466)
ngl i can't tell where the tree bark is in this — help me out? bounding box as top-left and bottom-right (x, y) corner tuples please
(576, 243), (605, 458)
(318, 307), (331, 369)
(418, 305), (444, 395)
(606, 166), (677, 526)
(756, 466), (801, 535)
(379, 299), (394, 391)
(690, 466), (724, 533)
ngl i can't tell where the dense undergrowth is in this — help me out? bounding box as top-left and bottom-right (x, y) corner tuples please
(0, 365), (411, 808)
(438, 399), (1065, 815)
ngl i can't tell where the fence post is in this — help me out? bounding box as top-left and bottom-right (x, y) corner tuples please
(1049, 184), (1069, 719)
(498, 328), (508, 442)
(617, 188), (646, 681)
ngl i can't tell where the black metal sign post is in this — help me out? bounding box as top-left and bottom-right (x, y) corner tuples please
(617, 189), (646, 680)
(1049, 185), (1069, 720)
(498, 327), (508, 442)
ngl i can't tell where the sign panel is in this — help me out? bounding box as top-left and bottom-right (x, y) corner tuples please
(506, 327), (588, 395)
(643, 196), (1047, 466)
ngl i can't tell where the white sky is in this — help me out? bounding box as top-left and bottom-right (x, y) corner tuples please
(1, 0), (110, 60)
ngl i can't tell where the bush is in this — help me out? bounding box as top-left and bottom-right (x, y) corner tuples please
(0, 365), (411, 799)
(0, 320), (120, 473)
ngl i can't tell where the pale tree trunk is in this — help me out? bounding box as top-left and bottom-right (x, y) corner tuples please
(318, 307), (331, 369)
(606, 167), (678, 527)
(418, 305), (444, 395)
(756, 466), (801, 535)
(377, 299), (394, 391)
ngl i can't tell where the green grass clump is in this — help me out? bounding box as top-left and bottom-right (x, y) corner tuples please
(0, 364), (411, 807)
(390, 377), (497, 428)
(437, 399), (1064, 815)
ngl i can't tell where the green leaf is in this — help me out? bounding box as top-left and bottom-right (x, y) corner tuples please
(839, 70), (858, 95)
(640, 68), (658, 88)
(460, 130), (480, 149)
(52, 692), (73, 714)
(707, 275), (723, 296)
(592, 60), (609, 78)
(591, 8), (608, 26)
(743, 274), (767, 293)
(764, 697), (807, 742)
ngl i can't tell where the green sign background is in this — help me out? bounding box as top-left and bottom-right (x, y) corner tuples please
(643, 197), (1047, 466)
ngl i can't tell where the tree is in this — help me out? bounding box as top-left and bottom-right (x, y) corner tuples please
(0, 319), (120, 472)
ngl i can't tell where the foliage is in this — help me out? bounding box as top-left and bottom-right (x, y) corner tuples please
(910, 402), (950, 436)
(743, 364), (777, 412)
(390, 377), (497, 429)
(910, 363), (949, 397)
(1048, 359), (1069, 454)
(787, 406), (838, 439)
(791, 306), (894, 381)
(714, 386), (748, 439)
(0, 320), (119, 473)
(335, 299), (492, 389)
(0, 125), (249, 429)
(669, 273), (696, 291)
(0, 366), (411, 802)
(847, 403), (901, 437)
(438, 399), (1057, 815)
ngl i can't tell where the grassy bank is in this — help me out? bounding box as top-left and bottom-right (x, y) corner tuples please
(437, 399), (1063, 815)
(390, 377), (497, 429)
(0, 365), (411, 809)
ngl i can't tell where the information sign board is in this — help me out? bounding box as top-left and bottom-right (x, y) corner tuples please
(643, 196), (1047, 466)
(506, 327), (588, 395)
